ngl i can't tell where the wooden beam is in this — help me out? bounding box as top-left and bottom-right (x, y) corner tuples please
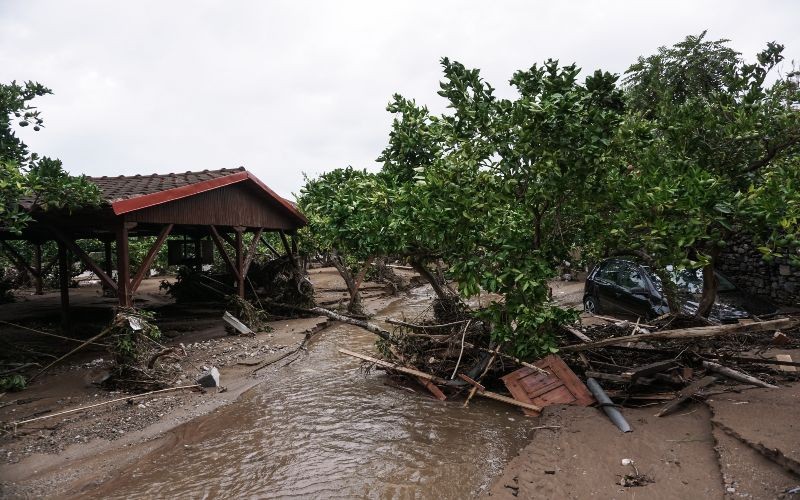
(47, 226), (118, 293)
(116, 224), (131, 307)
(0, 240), (38, 278)
(242, 227), (264, 278)
(278, 230), (292, 256)
(33, 243), (42, 295)
(656, 376), (717, 417)
(260, 235), (282, 258)
(57, 241), (69, 329)
(103, 239), (113, 276)
(279, 229), (298, 268)
(209, 225), (240, 280)
(220, 231), (236, 248)
(338, 348), (449, 384)
(235, 227), (245, 298)
(560, 317), (799, 352)
(130, 224), (173, 294)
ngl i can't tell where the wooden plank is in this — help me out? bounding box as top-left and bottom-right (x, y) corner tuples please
(223, 311), (254, 335)
(563, 325), (592, 343)
(656, 375), (717, 417)
(338, 348), (449, 385)
(776, 354), (797, 373)
(459, 373), (542, 412)
(415, 377), (447, 401)
(702, 361), (779, 389)
(585, 371), (630, 384)
(622, 360), (676, 381)
(561, 318), (799, 352)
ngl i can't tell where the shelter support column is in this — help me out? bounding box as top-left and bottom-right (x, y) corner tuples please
(234, 226), (245, 298)
(57, 241), (69, 328)
(33, 243), (43, 295)
(116, 223), (132, 308)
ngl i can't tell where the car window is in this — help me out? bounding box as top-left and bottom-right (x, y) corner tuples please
(596, 261), (624, 282)
(618, 265), (646, 290)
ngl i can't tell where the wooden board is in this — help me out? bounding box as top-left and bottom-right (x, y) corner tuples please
(500, 355), (595, 416)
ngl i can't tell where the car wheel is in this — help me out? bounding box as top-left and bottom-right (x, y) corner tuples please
(584, 296), (599, 314)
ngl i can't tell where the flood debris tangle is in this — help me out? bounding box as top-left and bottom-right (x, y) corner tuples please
(332, 306), (800, 427)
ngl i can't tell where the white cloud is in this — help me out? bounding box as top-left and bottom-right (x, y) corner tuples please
(1, 0), (798, 198)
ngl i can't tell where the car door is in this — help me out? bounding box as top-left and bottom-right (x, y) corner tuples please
(593, 260), (625, 313)
(615, 263), (653, 318)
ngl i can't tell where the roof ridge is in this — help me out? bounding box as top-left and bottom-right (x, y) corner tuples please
(88, 166), (244, 181)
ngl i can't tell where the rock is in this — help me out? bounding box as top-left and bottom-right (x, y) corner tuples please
(779, 264), (792, 276)
(196, 367), (220, 387)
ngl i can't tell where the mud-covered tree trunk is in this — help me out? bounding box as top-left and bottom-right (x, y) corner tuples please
(410, 258), (452, 303)
(696, 251), (719, 319)
(330, 250), (373, 314)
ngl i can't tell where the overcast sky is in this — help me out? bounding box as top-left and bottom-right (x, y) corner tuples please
(2, 1), (798, 199)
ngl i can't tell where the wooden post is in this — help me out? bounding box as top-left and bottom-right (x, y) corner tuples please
(102, 239), (114, 297)
(33, 243), (43, 295)
(234, 226), (245, 298)
(57, 241), (69, 328)
(104, 239), (113, 276)
(116, 224), (131, 307)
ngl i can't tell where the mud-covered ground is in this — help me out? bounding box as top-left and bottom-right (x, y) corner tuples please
(0, 268), (390, 497)
(1, 270), (798, 499)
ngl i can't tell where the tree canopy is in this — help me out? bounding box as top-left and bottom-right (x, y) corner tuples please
(0, 81), (100, 233)
(300, 32), (799, 357)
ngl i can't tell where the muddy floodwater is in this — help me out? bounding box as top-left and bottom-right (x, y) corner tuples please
(88, 288), (533, 499)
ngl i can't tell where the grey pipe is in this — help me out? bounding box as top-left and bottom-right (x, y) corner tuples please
(587, 377), (632, 433)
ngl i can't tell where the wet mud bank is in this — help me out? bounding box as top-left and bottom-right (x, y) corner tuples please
(1, 270), (535, 498)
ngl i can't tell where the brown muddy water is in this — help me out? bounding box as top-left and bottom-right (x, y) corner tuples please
(89, 288), (534, 499)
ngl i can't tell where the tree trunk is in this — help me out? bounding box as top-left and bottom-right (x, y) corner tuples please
(330, 250), (371, 314)
(696, 254), (719, 319)
(410, 258), (452, 303)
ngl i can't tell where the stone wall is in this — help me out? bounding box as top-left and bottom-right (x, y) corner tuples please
(718, 236), (799, 307)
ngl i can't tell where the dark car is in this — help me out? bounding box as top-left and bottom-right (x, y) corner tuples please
(582, 258), (778, 322)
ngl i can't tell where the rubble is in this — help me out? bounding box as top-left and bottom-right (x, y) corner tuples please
(196, 367), (220, 388)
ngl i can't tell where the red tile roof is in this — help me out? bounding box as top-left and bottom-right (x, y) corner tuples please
(91, 167), (246, 203)
(21, 167), (306, 225)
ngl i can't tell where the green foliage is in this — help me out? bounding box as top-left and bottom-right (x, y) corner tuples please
(0, 374), (26, 392)
(0, 81), (101, 233)
(302, 32), (799, 351)
(599, 32), (800, 276)
(110, 309), (161, 366)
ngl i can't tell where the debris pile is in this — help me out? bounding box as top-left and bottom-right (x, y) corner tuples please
(340, 306), (800, 425)
(105, 309), (183, 391)
(225, 295), (272, 334)
(248, 256), (315, 308)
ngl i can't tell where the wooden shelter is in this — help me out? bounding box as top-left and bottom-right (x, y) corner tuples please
(0, 167), (306, 324)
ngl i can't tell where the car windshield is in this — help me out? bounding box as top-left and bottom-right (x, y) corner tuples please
(642, 266), (736, 294)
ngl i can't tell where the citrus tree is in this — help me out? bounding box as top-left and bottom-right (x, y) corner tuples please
(604, 33), (800, 317)
(1, 81), (100, 233)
